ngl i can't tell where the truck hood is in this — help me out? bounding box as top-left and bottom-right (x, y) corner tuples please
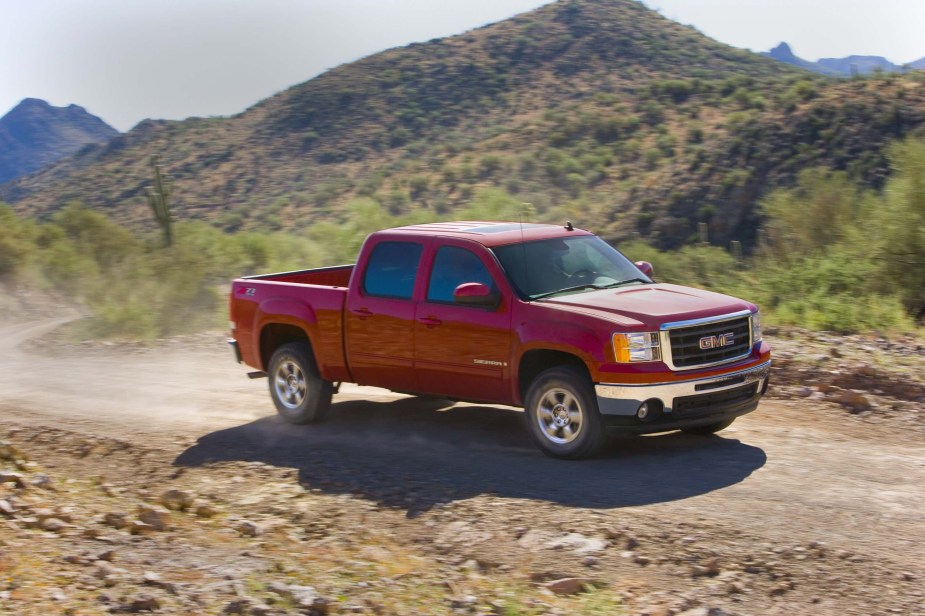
(540, 283), (754, 330)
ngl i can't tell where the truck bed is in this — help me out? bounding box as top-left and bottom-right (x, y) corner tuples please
(230, 264), (355, 380)
(243, 264), (353, 288)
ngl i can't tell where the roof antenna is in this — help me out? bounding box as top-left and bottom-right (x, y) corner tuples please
(565, 220), (574, 231)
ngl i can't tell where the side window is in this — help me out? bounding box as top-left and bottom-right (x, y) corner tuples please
(427, 246), (493, 303)
(363, 241), (423, 299)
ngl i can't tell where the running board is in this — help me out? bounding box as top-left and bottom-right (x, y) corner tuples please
(247, 371), (267, 379)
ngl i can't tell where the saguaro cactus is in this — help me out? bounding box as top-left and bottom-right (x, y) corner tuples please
(146, 156), (173, 247)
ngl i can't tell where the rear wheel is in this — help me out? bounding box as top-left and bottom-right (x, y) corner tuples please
(681, 418), (735, 435)
(525, 366), (606, 459)
(268, 342), (333, 424)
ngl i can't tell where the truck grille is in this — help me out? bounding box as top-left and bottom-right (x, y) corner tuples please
(664, 314), (752, 369)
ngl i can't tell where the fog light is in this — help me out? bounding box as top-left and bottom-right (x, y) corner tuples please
(636, 399), (663, 423)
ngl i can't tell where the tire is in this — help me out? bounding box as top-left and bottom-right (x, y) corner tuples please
(524, 366), (606, 459)
(681, 418), (735, 435)
(267, 342), (333, 424)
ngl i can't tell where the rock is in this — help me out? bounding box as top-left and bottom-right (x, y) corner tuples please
(676, 609), (726, 616)
(236, 520), (261, 537)
(31, 474), (54, 490)
(0, 499), (15, 515)
(0, 441), (24, 461)
(40, 517), (68, 533)
(0, 471), (26, 489)
(634, 555), (651, 566)
(726, 581), (746, 594)
(829, 389), (871, 411)
(142, 571), (162, 585)
(194, 502), (219, 518)
(547, 533), (609, 554)
(518, 530), (607, 554)
(32, 508), (57, 521)
(222, 598), (253, 615)
(103, 512), (129, 529)
(769, 581), (794, 596)
(691, 559), (720, 578)
(160, 489), (195, 511)
(268, 582), (328, 612)
(126, 594), (161, 612)
(543, 577), (595, 595)
(137, 505), (171, 531)
(676, 609), (709, 616)
(129, 521), (156, 535)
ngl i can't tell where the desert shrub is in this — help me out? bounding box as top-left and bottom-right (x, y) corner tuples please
(0, 204), (38, 279)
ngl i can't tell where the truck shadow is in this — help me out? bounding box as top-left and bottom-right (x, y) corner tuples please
(174, 397), (766, 516)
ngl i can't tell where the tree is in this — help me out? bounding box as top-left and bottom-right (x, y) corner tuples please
(873, 138), (925, 314)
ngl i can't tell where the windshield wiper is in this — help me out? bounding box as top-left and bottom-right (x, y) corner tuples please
(531, 278), (650, 300)
(599, 277), (650, 288)
(532, 284), (602, 300)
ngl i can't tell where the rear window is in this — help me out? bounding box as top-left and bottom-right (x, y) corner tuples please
(362, 241), (423, 299)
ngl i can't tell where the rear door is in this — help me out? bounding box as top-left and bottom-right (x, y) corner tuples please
(414, 242), (513, 402)
(344, 239), (424, 391)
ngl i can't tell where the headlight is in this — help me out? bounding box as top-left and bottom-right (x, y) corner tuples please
(751, 311), (762, 343)
(613, 332), (661, 363)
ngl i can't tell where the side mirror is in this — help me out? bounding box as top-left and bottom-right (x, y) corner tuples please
(634, 260), (654, 279)
(453, 282), (499, 308)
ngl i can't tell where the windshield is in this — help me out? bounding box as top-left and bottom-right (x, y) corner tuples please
(492, 235), (651, 300)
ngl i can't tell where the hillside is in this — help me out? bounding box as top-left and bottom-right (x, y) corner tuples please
(3, 0), (925, 249)
(0, 98), (118, 184)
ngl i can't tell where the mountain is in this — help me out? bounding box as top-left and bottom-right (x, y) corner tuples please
(817, 55), (899, 75)
(763, 43), (841, 76)
(0, 98), (118, 184)
(763, 42), (922, 76)
(2, 0), (925, 250)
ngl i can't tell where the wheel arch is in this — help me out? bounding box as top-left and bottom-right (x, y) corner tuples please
(259, 323), (314, 371)
(517, 349), (590, 404)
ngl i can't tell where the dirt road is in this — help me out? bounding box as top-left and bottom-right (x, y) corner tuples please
(1, 318), (923, 615)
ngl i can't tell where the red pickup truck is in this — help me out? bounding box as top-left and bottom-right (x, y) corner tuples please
(229, 221), (771, 459)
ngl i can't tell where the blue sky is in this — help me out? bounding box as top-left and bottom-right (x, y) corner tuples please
(2, 0), (922, 132)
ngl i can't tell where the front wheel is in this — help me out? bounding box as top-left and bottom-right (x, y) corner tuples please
(524, 366), (606, 459)
(268, 342), (333, 424)
(681, 418), (735, 435)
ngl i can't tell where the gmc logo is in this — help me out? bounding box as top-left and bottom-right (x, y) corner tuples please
(699, 333), (735, 350)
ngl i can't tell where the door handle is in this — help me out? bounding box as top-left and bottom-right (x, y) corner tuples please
(352, 307), (373, 320)
(419, 316), (442, 327)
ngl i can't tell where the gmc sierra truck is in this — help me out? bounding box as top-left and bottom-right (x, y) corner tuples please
(229, 221), (771, 459)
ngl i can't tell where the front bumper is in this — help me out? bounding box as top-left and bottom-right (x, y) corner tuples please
(595, 360), (771, 433)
